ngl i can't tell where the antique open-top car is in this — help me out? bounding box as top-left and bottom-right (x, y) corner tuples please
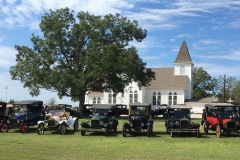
(122, 103), (153, 137)
(202, 103), (240, 138)
(37, 104), (79, 135)
(1, 100), (44, 133)
(165, 105), (200, 138)
(80, 104), (118, 136)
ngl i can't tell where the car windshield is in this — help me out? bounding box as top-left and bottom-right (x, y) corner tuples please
(211, 106), (237, 117)
(91, 109), (108, 116)
(13, 105), (27, 113)
(130, 106), (147, 115)
(49, 105), (65, 114)
(173, 109), (190, 117)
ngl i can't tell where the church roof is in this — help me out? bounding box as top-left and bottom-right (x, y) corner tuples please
(148, 68), (188, 89)
(174, 40), (192, 64)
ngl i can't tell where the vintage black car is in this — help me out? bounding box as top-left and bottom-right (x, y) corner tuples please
(165, 105), (200, 138)
(202, 103), (240, 138)
(151, 104), (168, 118)
(2, 100), (44, 133)
(0, 102), (9, 132)
(122, 103), (153, 137)
(80, 104), (118, 136)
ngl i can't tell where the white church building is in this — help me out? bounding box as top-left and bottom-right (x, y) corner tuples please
(85, 40), (194, 110)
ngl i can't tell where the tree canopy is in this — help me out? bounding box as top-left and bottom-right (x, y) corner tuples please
(10, 8), (155, 111)
(193, 67), (216, 98)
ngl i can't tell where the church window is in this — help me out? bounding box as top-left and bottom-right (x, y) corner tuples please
(129, 90), (133, 103)
(97, 98), (101, 104)
(152, 92), (156, 105)
(93, 97), (96, 104)
(134, 91), (138, 103)
(157, 92), (161, 105)
(173, 92), (177, 105)
(180, 65), (185, 74)
(168, 92), (172, 105)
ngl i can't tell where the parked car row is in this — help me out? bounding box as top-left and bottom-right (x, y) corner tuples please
(1, 101), (239, 138)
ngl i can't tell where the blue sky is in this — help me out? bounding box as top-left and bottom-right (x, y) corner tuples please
(0, 0), (240, 106)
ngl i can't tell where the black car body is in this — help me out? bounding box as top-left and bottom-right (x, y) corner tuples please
(80, 104), (118, 136)
(2, 100), (44, 133)
(122, 103), (153, 137)
(165, 105), (200, 137)
(0, 102), (9, 132)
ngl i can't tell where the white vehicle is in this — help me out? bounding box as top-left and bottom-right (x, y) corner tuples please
(37, 104), (79, 135)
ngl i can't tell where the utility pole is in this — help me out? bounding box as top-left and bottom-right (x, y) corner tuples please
(223, 74), (226, 103)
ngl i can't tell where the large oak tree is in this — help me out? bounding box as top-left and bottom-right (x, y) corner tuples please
(10, 8), (155, 112)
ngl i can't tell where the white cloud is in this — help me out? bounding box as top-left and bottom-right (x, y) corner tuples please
(170, 39), (175, 42)
(0, 46), (16, 68)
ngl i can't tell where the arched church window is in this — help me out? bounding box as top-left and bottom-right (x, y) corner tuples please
(129, 90), (133, 103)
(168, 92), (172, 105)
(152, 92), (156, 105)
(180, 65), (185, 74)
(97, 98), (101, 104)
(173, 92), (177, 105)
(93, 97), (96, 104)
(157, 92), (161, 105)
(134, 91), (138, 103)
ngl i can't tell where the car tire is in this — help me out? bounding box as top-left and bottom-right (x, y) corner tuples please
(114, 124), (117, 133)
(196, 129), (200, 138)
(216, 125), (221, 138)
(59, 123), (66, 135)
(81, 127), (86, 136)
(147, 126), (152, 137)
(170, 128), (174, 138)
(20, 122), (29, 133)
(105, 126), (109, 136)
(0, 122), (9, 133)
(37, 123), (45, 135)
(74, 120), (79, 131)
(203, 122), (208, 134)
(166, 127), (169, 134)
(122, 125), (127, 137)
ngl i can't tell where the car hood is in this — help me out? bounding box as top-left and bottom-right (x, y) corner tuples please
(92, 115), (108, 122)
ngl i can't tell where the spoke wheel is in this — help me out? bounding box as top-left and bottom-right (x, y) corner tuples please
(59, 123), (66, 135)
(204, 122), (208, 134)
(122, 125), (127, 137)
(37, 123), (45, 135)
(0, 122), (9, 133)
(74, 120), (79, 131)
(216, 125), (221, 138)
(81, 127), (86, 136)
(170, 128), (174, 138)
(20, 122), (29, 133)
(105, 126), (109, 136)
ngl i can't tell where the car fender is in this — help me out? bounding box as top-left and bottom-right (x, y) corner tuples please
(37, 121), (44, 125)
(194, 123), (200, 128)
(165, 120), (169, 127)
(149, 120), (154, 124)
(147, 123), (152, 127)
(104, 123), (109, 128)
(59, 121), (69, 127)
(113, 119), (118, 126)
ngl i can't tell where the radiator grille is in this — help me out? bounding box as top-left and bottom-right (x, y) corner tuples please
(132, 120), (141, 128)
(180, 120), (189, 129)
(227, 121), (236, 129)
(91, 119), (100, 127)
(10, 119), (18, 124)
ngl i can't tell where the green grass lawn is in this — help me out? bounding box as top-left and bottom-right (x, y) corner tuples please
(1, 117), (240, 160)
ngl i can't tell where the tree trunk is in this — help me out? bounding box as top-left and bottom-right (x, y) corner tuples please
(79, 94), (85, 115)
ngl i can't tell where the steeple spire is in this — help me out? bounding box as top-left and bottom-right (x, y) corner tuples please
(174, 40), (192, 63)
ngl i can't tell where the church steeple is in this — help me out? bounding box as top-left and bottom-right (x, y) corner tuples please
(174, 40), (192, 64)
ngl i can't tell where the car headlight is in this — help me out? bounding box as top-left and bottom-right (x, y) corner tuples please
(190, 121), (194, 125)
(175, 121), (179, 126)
(17, 119), (20, 123)
(100, 121), (104, 125)
(141, 122), (144, 126)
(55, 121), (58, 126)
(236, 122), (239, 126)
(7, 120), (10, 123)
